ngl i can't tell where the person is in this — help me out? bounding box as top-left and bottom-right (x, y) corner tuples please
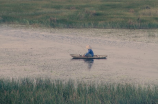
(84, 45), (94, 57)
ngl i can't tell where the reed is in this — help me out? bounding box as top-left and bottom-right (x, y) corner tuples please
(0, 78), (158, 104)
(0, 0), (158, 28)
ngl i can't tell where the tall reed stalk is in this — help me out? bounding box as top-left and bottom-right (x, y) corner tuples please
(0, 78), (158, 104)
(0, 0), (158, 28)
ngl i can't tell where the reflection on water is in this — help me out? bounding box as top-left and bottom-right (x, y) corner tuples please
(83, 59), (94, 69)
(71, 59), (94, 70)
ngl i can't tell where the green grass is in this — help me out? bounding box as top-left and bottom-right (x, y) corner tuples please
(0, 0), (158, 28)
(0, 78), (158, 104)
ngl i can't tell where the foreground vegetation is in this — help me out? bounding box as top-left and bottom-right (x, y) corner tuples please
(0, 79), (158, 104)
(0, 0), (158, 28)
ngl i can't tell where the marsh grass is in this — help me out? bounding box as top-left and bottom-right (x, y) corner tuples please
(0, 0), (158, 28)
(0, 78), (158, 104)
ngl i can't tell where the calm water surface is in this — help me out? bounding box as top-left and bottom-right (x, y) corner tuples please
(0, 26), (158, 84)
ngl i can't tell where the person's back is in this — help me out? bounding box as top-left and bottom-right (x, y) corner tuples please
(85, 45), (94, 57)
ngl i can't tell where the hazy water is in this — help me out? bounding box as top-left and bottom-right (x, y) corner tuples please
(0, 25), (158, 84)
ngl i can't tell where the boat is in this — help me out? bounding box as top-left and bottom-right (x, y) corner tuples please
(70, 54), (107, 59)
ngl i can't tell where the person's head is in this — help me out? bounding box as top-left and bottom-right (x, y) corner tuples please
(86, 45), (92, 49)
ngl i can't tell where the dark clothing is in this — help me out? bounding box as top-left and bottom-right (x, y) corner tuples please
(85, 49), (94, 57)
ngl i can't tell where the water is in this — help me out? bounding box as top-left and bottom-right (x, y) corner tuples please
(0, 25), (158, 85)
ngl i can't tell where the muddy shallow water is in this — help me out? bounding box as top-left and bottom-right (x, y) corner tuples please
(0, 25), (158, 85)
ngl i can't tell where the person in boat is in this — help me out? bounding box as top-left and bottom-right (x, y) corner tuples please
(84, 45), (94, 57)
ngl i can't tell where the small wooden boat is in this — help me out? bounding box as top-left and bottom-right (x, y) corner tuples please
(70, 54), (107, 59)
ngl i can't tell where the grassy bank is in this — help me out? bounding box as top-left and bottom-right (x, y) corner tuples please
(0, 0), (158, 28)
(0, 79), (158, 104)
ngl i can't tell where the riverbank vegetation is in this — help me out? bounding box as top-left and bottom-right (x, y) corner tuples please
(0, 79), (158, 104)
(0, 0), (158, 29)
